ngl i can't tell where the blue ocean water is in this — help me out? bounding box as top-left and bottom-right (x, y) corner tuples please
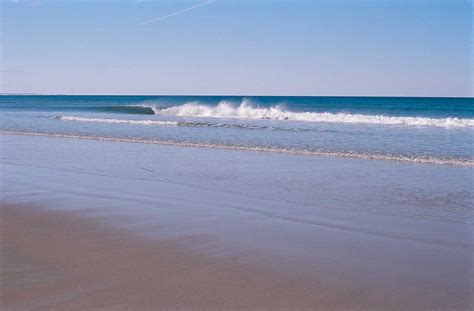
(1, 95), (473, 165)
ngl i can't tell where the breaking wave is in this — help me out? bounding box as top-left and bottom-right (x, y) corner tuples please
(2, 130), (473, 167)
(146, 100), (474, 128)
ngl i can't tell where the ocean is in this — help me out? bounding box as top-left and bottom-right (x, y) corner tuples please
(1, 95), (473, 166)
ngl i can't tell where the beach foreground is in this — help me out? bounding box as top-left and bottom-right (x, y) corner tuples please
(3, 204), (340, 310)
(1, 133), (473, 310)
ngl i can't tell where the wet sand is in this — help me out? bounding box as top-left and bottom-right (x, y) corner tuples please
(2, 204), (362, 310)
(1, 133), (473, 310)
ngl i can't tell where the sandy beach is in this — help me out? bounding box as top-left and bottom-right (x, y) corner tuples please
(3, 204), (340, 310)
(1, 133), (473, 310)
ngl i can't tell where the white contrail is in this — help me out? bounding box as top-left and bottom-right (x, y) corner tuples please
(133, 0), (216, 27)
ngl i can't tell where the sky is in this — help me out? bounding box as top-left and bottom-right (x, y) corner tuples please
(0, 0), (472, 96)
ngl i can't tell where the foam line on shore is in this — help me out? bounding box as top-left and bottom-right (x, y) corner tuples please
(2, 130), (473, 166)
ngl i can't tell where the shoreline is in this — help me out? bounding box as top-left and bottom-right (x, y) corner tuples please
(1, 131), (472, 167)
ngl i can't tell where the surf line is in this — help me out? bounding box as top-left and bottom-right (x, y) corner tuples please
(1, 130), (473, 167)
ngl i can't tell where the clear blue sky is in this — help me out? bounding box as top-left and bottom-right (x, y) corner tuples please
(1, 0), (472, 96)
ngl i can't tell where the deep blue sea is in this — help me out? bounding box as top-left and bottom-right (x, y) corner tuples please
(1, 95), (473, 165)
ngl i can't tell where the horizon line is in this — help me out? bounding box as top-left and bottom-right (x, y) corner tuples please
(1, 93), (472, 99)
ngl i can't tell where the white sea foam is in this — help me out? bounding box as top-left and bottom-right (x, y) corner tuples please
(56, 115), (306, 131)
(2, 130), (473, 167)
(57, 115), (178, 126)
(148, 100), (474, 128)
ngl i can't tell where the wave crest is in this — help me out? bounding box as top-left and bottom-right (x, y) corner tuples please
(148, 100), (474, 128)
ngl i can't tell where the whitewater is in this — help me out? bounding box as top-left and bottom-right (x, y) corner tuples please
(145, 101), (474, 128)
(56, 115), (179, 126)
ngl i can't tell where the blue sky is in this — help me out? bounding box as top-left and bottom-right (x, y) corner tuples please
(1, 0), (472, 96)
